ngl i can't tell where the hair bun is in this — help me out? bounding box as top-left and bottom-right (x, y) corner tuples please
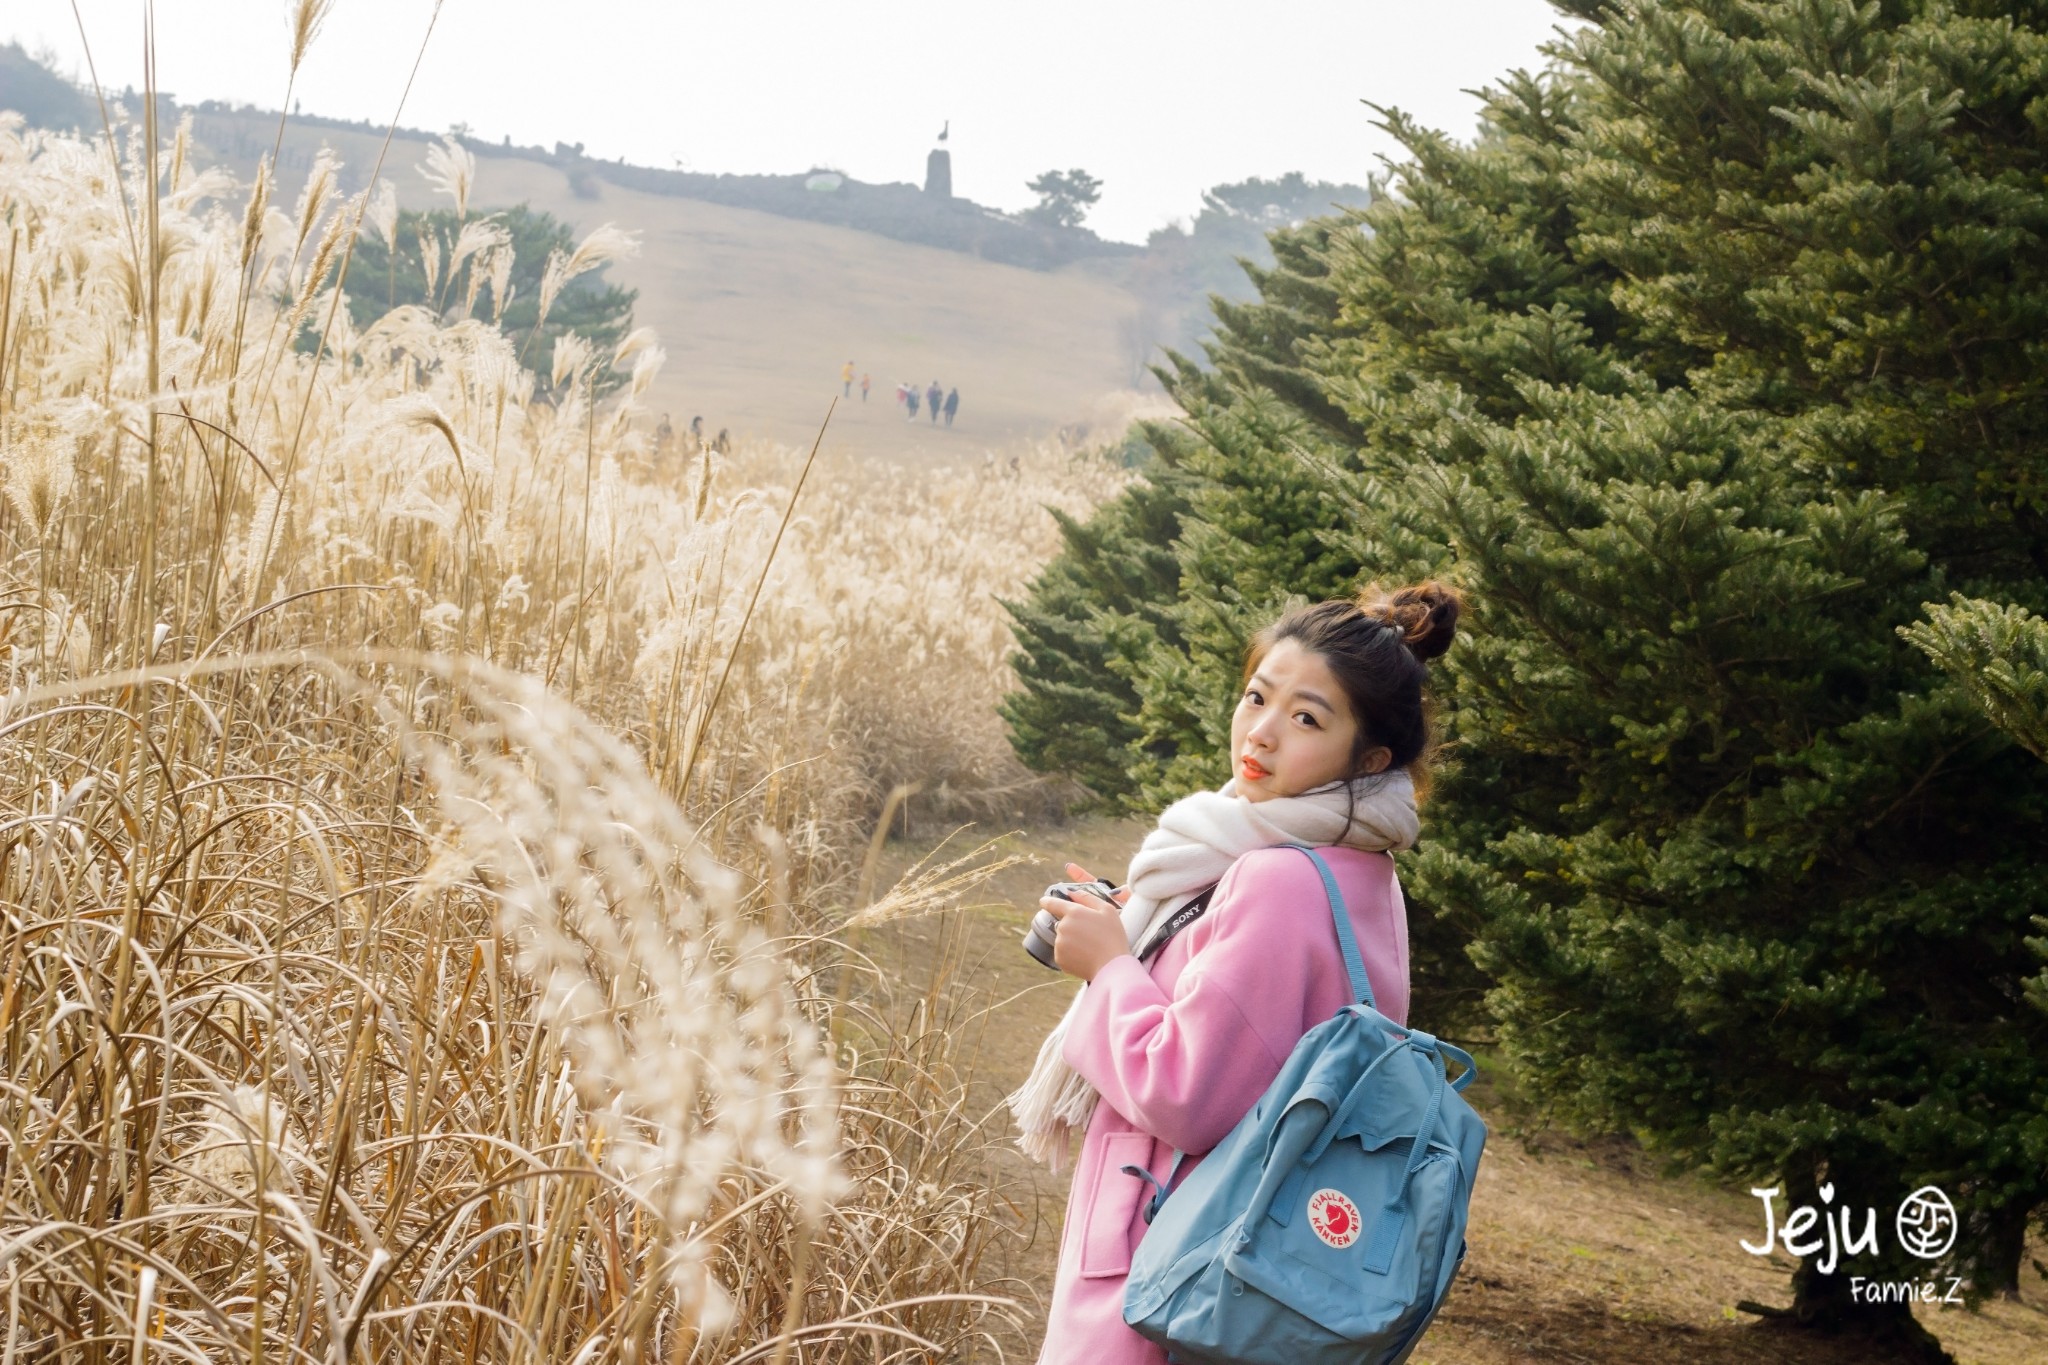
(1359, 580), (1462, 662)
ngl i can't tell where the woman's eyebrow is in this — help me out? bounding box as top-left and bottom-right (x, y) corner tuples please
(1253, 675), (1335, 716)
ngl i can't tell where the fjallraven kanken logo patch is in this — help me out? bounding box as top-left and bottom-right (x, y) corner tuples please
(1307, 1188), (1361, 1249)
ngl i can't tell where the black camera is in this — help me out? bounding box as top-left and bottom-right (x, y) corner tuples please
(1022, 877), (1120, 970)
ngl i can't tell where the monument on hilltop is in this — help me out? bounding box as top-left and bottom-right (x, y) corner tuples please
(924, 119), (952, 199)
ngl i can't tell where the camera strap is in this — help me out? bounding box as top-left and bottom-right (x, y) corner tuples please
(1137, 882), (1221, 963)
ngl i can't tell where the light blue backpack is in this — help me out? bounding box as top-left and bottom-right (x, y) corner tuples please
(1120, 842), (1486, 1365)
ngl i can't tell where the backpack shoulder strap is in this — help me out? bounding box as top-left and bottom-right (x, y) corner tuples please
(1277, 842), (1374, 1011)
(1126, 843), (1378, 1227)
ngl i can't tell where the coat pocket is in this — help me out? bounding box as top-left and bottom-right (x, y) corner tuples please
(1079, 1132), (1156, 1278)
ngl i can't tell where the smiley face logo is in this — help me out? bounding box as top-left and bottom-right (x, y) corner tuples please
(1307, 1188), (1362, 1249)
(1896, 1186), (1957, 1261)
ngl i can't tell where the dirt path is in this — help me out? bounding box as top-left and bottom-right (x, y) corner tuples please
(867, 815), (1147, 1358)
(868, 815), (2048, 1365)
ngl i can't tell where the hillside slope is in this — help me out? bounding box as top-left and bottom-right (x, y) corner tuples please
(184, 110), (1154, 459)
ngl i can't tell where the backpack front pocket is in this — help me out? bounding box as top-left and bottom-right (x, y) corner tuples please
(1228, 1144), (1458, 1342)
(1080, 1132), (1156, 1278)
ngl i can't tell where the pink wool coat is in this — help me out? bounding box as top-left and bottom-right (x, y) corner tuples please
(1035, 844), (1412, 1365)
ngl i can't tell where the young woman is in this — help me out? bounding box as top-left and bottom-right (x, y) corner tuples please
(1007, 581), (1461, 1365)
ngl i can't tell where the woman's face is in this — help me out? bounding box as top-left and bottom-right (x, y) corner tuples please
(1230, 638), (1389, 802)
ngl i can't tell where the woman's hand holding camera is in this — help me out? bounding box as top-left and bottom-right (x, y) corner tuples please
(1043, 861), (1133, 982)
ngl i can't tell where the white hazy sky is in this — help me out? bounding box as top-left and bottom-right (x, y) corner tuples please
(6, 1), (1573, 243)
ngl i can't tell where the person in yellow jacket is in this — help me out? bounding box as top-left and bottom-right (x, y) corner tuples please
(841, 360), (855, 397)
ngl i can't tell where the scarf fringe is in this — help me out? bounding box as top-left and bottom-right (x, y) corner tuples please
(1006, 1024), (1096, 1171)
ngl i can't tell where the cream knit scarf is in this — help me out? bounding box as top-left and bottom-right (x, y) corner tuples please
(1005, 769), (1420, 1170)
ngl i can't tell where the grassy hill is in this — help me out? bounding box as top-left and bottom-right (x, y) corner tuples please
(8, 55), (1380, 465)
(180, 105), (1160, 460)
(0, 42), (99, 130)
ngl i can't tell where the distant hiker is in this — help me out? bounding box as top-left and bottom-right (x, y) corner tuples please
(943, 387), (959, 427)
(654, 414), (674, 455)
(860, 372), (872, 402)
(714, 427), (731, 455)
(895, 381), (910, 408)
(690, 415), (705, 450)
(842, 360), (855, 397)
(1008, 453), (1021, 476)
(906, 387), (921, 420)
(926, 380), (943, 424)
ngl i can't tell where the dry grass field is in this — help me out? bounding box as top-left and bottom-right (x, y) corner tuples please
(0, 106), (1135, 1360)
(177, 109), (1155, 460)
(8, 53), (2045, 1365)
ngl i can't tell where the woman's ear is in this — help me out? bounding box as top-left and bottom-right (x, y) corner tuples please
(1359, 746), (1394, 775)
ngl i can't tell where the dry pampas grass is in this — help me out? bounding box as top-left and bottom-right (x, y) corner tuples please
(0, 92), (1132, 1363)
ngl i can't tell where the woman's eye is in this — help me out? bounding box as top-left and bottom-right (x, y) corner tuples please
(1243, 689), (1262, 705)
(1296, 713), (1317, 727)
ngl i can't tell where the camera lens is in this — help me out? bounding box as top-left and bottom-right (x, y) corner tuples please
(1022, 909), (1060, 969)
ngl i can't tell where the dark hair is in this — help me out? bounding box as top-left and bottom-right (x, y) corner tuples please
(1239, 580), (1462, 799)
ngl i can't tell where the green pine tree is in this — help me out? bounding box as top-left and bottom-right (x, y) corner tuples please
(1002, 2), (2048, 1351)
(1903, 597), (2048, 764)
(998, 447), (1198, 809)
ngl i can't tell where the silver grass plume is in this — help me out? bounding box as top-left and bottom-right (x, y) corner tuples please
(448, 218), (510, 318)
(611, 325), (659, 371)
(278, 191), (357, 344)
(692, 441), (713, 522)
(419, 136), (477, 220)
(2, 417), (77, 535)
(396, 659), (847, 1331)
(239, 157), (273, 271)
(363, 178), (398, 250)
(628, 344), (665, 399)
(288, 0), (338, 75)
(486, 243), (514, 323)
(446, 218), (507, 278)
(418, 223), (442, 303)
(559, 222), (639, 286)
(290, 147), (340, 259)
(551, 333), (593, 391)
(167, 114), (191, 194)
(237, 484), (288, 603)
(533, 248), (568, 336)
(389, 394), (471, 479)
(533, 223), (638, 338)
